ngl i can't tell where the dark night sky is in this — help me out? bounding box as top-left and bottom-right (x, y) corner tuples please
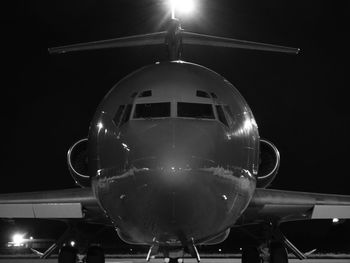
(3, 0), (349, 194)
(1, 0), (350, 250)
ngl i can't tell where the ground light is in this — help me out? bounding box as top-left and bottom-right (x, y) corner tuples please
(12, 233), (25, 247)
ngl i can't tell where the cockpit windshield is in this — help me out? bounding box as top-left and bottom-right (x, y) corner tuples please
(115, 90), (224, 126)
(133, 102), (171, 119)
(177, 102), (215, 119)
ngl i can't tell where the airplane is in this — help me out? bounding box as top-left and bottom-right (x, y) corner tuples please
(1, 2), (350, 263)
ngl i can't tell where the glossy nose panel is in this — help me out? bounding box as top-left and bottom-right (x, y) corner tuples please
(89, 116), (257, 244)
(88, 117), (222, 176)
(125, 119), (219, 170)
(93, 166), (255, 245)
(88, 112), (129, 176)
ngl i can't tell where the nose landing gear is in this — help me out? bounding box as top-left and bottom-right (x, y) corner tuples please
(153, 237), (201, 263)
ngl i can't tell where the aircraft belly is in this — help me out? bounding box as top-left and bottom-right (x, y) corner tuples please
(93, 168), (255, 245)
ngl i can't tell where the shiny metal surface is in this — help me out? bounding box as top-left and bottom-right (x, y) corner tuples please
(67, 138), (90, 187)
(1, 60), (349, 251)
(256, 139), (280, 188)
(241, 188), (350, 224)
(0, 59), (350, 258)
(88, 61), (259, 245)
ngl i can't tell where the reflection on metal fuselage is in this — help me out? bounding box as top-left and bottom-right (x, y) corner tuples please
(88, 61), (259, 246)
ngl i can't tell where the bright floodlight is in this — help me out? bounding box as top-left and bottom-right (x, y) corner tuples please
(12, 233), (25, 246)
(332, 218), (340, 224)
(170, 0), (195, 18)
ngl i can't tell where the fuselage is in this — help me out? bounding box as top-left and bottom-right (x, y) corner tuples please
(88, 61), (259, 246)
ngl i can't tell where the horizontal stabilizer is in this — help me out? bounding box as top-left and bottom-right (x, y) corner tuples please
(182, 31), (300, 54)
(49, 31), (167, 54)
(49, 30), (299, 55)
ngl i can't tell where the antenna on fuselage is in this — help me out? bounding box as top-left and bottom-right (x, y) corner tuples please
(48, 1), (300, 58)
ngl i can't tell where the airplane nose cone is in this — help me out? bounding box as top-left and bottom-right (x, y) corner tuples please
(125, 119), (219, 170)
(93, 118), (256, 245)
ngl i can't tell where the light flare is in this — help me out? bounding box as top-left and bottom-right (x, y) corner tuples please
(12, 233), (25, 246)
(170, 0), (195, 18)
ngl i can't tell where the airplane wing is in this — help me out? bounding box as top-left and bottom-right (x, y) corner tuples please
(241, 188), (350, 224)
(0, 188), (108, 224)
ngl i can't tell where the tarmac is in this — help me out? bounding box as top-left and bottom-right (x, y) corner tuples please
(0, 258), (349, 263)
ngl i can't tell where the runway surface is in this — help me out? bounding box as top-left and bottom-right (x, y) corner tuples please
(0, 258), (349, 263)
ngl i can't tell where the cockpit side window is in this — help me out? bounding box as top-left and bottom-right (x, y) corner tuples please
(120, 104), (133, 126)
(113, 105), (125, 127)
(177, 102), (215, 119)
(196, 90), (210, 98)
(223, 105), (236, 127)
(216, 105), (229, 127)
(138, 90), (152, 97)
(133, 102), (171, 119)
(210, 92), (218, 99)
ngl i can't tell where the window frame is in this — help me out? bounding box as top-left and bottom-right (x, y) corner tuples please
(113, 104), (126, 127)
(215, 105), (229, 127)
(120, 104), (133, 126)
(132, 102), (172, 119)
(196, 90), (211, 98)
(138, 90), (152, 98)
(177, 102), (216, 120)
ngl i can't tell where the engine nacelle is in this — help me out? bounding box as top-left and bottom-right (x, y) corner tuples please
(256, 139), (280, 188)
(202, 229), (230, 245)
(67, 138), (90, 187)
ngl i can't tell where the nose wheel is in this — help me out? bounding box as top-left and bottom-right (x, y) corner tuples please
(166, 258), (184, 263)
